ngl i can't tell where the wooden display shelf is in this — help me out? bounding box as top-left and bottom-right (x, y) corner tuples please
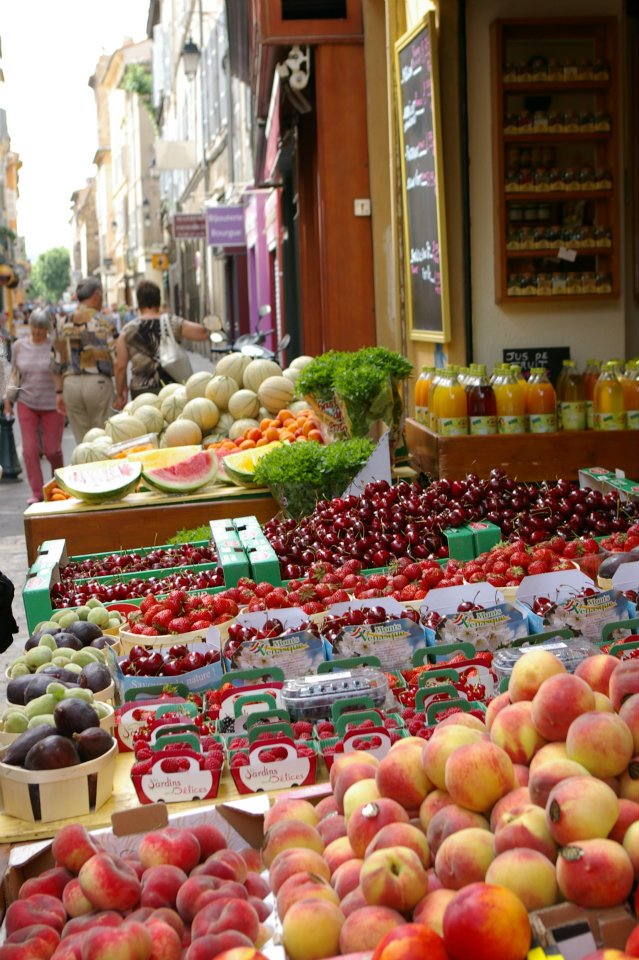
(503, 132), (611, 143)
(405, 418), (639, 482)
(505, 191), (612, 201)
(502, 81), (610, 92)
(505, 246), (613, 258)
(22, 487), (279, 566)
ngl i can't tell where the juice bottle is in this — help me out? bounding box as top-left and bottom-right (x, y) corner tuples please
(583, 359), (601, 429)
(495, 368), (526, 434)
(526, 367), (557, 433)
(415, 366), (435, 425)
(510, 364), (528, 410)
(594, 360), (626, 430)
(436, 367), (468, 436)
(467, 364), (497, 435)
(427, 368), (445, 431)
(556, 359), (586, 431)
(622, 360), (639, 430)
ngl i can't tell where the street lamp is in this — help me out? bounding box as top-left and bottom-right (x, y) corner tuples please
(182, 38), (200, 79)
(142, 199), (152, 228)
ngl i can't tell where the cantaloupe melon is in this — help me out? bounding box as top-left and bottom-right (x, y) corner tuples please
(83, 427), (107, 443)
(290, 355), (314, 370)
(228, 418), (260, 440)
(163, 419), (202, 447)
(258, 376), (295, 414)
(289, 400), (311, 416)
(215, 412), (234, 437)
(228, 389), (260, 420)
(205, 375), (238, 410)
(105, 414), (147, 443)
(258, 406), (270, 422)
(129, 392), (161, 412)
(181, 398), (220, 433)
(243, 358), (282, 393)
(160, 389), (187, 424)
(215, 352), (251, 386)
(158, 382), (181, 402)
(185, 371), (213, 400)
(71, 443), (110, 465)
(282, 366), (301, 384)
(134, 405), (165, 435)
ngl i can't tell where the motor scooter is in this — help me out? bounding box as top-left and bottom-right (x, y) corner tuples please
(208, 305), (290, 364)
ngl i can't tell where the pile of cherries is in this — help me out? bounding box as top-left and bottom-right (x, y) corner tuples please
(320, 605), (419, 646)
(52, 566), (224, 608)
(120, 643), (221, 677)
(264, 472), (639, 577)
(528, 585), (599, 619)
(225, 617), (319, 660)
(60, 544), (216, 581)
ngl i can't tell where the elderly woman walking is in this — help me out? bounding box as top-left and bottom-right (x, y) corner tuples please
(3, 308), (65, 504)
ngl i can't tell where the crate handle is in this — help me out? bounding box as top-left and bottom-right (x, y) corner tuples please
(151, 722), (201, 741)
(511, 628), (573, 648)
(412, 642), (475, 666)
(247, 719), (295, 745)
(602, 618), (639, 645)
(220, 667), (285, 685)
(331, 696), (376, 721)
(415, 683), (459, 712)
(608, 637), (639, 657)
(245, 708), (290, 729)
(155, 702), (198, 719)
(318, 656), (382, 673)
(231, 692), (278, 719)
(335, 709), (384, 738)
(152, 731), (201, 753)
(426, 697), (475, 725)
(417, 668), (460, 687)
(124, 684), (189, 701)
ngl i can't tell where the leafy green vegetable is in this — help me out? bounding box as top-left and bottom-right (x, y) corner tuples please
(334, 359), (393, 438)
(295, 351), (347, 403)
(253, 438), (374, 519)
(166, 525), (210, 545)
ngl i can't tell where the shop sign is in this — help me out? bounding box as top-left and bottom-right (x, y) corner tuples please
(172, 214), (207, 239)
(206, 205), (246, 247)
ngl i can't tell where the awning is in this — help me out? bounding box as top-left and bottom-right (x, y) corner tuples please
(225, 0), (250, 84)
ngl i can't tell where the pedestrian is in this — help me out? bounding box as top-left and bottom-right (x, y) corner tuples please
(3, 308), (65, 504)
(53, 277), (119, 443)
(0, 570), (18, 652)
(114, 279), (209, 403)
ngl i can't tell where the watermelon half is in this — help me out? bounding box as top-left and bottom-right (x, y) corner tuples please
(142, 449), (218, 493)
(55, 461), (142, 502)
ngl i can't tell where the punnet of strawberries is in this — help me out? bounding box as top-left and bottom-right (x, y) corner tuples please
(125, 589), (239, 636)
(131, 737), (225, 776)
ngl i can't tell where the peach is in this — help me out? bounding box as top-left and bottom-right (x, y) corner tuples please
(490, 701), (546, 764)
(566, 711), (634, 778)
(346, 798), (410, 858)
(268, 848), (330, 893)
(140, 865), (187, 910)
(339, 906), (404, 954)
(485, 691), (511, 730)
(243, 873), (269, 900)
(191, 898), (260, 942)
(509, 649), (566, 702)
(556, 839), (634, 907)
(341, 886), (368, 917)
(495, 804), (558, 862)
(264, 797), (319, 832)
(620, 694), (639, 753)
(331, 858), (364, 899)
(315, 796), (339, 820)
(513, 764), (529, 786)
(546, 775), (619, 845)
(323, 836), (357, 875)
(147, 910), (182, 942)
(623, 821), (639, 876)
(138, 829), (200, 874)
(343, 779), (381, 821)
(427, 805), (489, 856)
(175, 876), (247, 922)
(418, 790), (454, 831)
(595, 692), (615, 712)
(434, 828), (495, 890)
(442, 881), (531, 960)
(61, 879), (93, 917)
(317, 814), (347, 846)
(372, 923), (449, 960)
(366, 821), (430, 868)
(610, 800), (639, 843)
(436, 712), (486, 732)
(189, 824), (227, 861)
(360, 846), (429, 913)
(425, 867), (444, 893)
(422, 726), (484, 790)
(61, 913), (121, 939)
(445, 741), (515, 812)
(208, 953), (269, 960)
(19, 867), (73, 901)
(330, 751), (379, 789)
(282, 897), (345, 960)
(575, 654), (619, 695)
(391, 735), (436, 750)
(52, 824), (100, 874)
(610, 659), (639, 711)
(81, 922), (151, 960)
(529, 741), (569, 773)
(5, 925), (60, 960)
(375, 743), (433, 810)
(145, 920), (181, 960)
(627, 927), (639, 956)
(582, 952), (637, 960)
(238, 848), (262, 873)
(185, 933), (253, 960)
(528, 758), (591, 808)
(490, 786), (531, 831)
(123, 857), (145, 881)
(276, 871), (340, 919)
(247, 895), (271, 922)
(261, 819), (323, 868)
(77, 853), (142, 913)
(413, 889), (456, 936)
(192, 850), (247, 883)
(51, 935), (84, 960)
(485, 849), (558, 911)
(6, 895), (67, 936)
(531, 673), (596, 741)
(621, 760), (639, 803)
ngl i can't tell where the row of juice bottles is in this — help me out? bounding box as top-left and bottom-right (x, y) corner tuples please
(414, 359), (639, 436)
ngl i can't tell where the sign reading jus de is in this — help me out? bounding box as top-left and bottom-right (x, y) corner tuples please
(172, 214), (207, 239)
(206, 205), (246, 247)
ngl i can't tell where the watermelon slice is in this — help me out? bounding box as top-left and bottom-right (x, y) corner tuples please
(55, 461), (141, 502)
(142, 449), (218, 493)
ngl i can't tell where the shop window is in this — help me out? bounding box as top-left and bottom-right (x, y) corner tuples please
(281, 0), (346, 19)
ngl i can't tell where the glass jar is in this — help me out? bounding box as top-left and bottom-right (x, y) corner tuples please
(521, 273), (537, 296)
(548, 57), (562, 81)
(594, 112), (611, 132)
(578, 59), (593, 80)
(563, 58), (578, 80)
(537, 273), (552, 295)
(579, 227), (593, 248)
(532, 227), (546, 248)
(517, 61), (532, 82)
(566, 273), (581, 295)
(505, 113), (519, 134)
(503, 61), (518, 82)
(518, 227), (532, 248)
(519, 168), (534, 192)
(518, 111), (533, 132)
(524, 205), (539, 221)
(548, 111), (562, 132)
(593, 59), (609, 80)
(552, 272), (567, 295)
(579, 166), (595, 190)
(534, 168), (549, 191)
(530, 56), (548, 81)
(596, 274), (612, 294)
(578, 112), (594, 133)
(581, 272), (596, 294)
(547, 225), (561, 244)
(595, 169), (613, 190)
(507, 274), (520, 297)
(508, 204), (524, 223)
(549, 168), (562, 189)
(562, 168), (577, 191)
(533, 111), (548, 131)
(505, 168), (520, 192)
(562, 111), (579, 133)
(506, 229), (519, 250)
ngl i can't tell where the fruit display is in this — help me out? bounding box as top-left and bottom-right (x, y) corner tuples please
(119, 644), (221, 678)
(54, 461), (142, 502)
(124, 590), (239, 637)
(58, 543), (217, 580)
(51, 567), (224, 608)
(7, 631), (114, 703)
(2, 703), (115, 770)
(206, 407), (324, 460)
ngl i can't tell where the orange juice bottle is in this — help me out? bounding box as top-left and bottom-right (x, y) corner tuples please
(556, 359), (586, 431)
(526, 367), (557, 433)
(622, 360), (639, 430)
(467, 364), (497, 435)
(510, 365), (528, 410)
(436, 367), (468, 436)
(415, 366), (435, 425)
(583, 359), (601, 429)
(495, 368), (526, 434)
(427, 368), (445, 431)
(594, 361), (626, 430)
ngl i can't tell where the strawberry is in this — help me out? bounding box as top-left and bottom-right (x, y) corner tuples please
(342, 574), (364, 590)
(301, 601), (325, 615)
(168, 616), (191, 634)
(367, 574), (389, 590)
(164, 590), (187, 614)
(141, 626), (160, 636)
(237, 577), (257, 589)
(189, 619), (213, 631)
(247, 600), (267, 612)
(237, 587), (255, 604)
(330, 589), (350, 604)
(152, 608), (175, 631)
(140, 595), (159, 614)
(255, 582), (275, 598)
(527, 560), (549, 576)
(142, 605), (164, 627)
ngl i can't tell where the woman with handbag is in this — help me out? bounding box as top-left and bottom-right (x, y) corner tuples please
(114, 280), (209, 403)
(3, 308), (65, 504)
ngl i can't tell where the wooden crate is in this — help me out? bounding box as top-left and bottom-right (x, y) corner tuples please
(405, 418), (639, 482)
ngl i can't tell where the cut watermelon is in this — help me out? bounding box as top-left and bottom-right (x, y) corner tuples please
(142, 449), (218, 493)
(127, 445), (201, 469)
(55, 461), (142, 502)
(223, 442), (282, 486)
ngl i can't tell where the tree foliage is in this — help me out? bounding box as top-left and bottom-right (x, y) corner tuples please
(28, 247), (70, 303)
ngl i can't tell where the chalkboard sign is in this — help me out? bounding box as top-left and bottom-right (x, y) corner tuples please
(503, 347), (571, 384)
(395, 13), (451, 343)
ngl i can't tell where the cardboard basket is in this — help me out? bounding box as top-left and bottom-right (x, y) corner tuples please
(0, 741), (117, 823)
(0, 703), (115, 746)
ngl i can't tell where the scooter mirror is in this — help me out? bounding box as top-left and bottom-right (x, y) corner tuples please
(258, 304), (272, 318)
(240, 344), (270, 358)
(279, 334), (291, 351)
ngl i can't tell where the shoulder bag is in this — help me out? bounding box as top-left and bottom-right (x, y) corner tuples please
(5, 344), (21, 403)
(158, 314), (193, 384)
